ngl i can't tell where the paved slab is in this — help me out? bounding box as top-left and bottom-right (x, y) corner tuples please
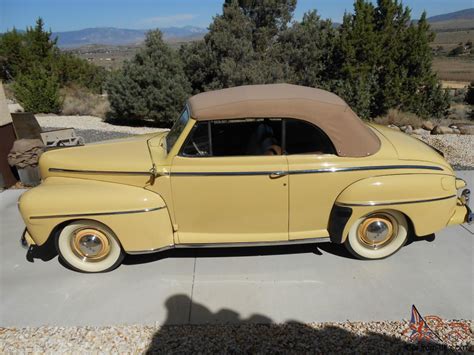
(0, 172), (472, 326)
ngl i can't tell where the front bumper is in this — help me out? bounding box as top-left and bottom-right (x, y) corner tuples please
(450, 189), (473, 225)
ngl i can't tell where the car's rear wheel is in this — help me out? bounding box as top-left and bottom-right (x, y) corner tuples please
(344, 210), (408, 259)
(56, 220), (124, 272)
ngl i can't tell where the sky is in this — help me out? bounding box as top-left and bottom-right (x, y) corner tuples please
(1, 0), (472, 32)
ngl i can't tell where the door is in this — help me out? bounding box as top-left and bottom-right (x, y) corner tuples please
(170, 119), (289, 244)
(284, 119), (346, 240)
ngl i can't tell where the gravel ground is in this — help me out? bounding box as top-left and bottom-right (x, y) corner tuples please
(42, 127), (134, 143)
(1, 320), (472, 353)
(36, 115), (166, 135)
(413, 133), (474, 170)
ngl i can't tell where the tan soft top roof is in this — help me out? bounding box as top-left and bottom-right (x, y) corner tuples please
(187, 84), (380, 157)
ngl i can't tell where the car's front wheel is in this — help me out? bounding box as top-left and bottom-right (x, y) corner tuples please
(344, 210), (408, 259)
(56, 220), (124, 272)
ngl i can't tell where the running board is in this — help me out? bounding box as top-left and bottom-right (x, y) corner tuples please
(127, 237), (331, 255)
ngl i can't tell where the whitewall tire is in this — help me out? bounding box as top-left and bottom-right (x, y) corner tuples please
(56, 220), (124, 273)
(344, 210), (408, 260)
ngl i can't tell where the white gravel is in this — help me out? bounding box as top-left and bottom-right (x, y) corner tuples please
(1, 320), (472, 353)
(36, 115), (166, 135)
(414, 134), (474, 168)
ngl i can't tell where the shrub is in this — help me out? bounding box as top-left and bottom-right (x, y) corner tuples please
(448, 46), (464, 57)
(106, 30), (190, 125)
(465, 82), (474, 105)
(13, 66), (61, 113)
(61, 86), (109, 118)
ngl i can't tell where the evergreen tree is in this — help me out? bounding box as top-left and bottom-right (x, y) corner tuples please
(107, 30), (191, 124)
(181, 0), (295, 92)
(13, 65), (61, 113)
(330, 0), (449, 118)
(275, 10), (336, 88)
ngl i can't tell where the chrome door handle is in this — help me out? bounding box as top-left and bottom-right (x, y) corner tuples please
(269, 171), (288, 179)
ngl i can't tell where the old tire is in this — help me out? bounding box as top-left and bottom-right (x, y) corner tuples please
(56, 220), (124, 273)
(344, 210), (408, 260)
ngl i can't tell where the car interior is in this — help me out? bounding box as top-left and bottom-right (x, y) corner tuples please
(181, 118), (335, 157)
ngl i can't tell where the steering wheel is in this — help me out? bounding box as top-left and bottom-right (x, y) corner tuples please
(192, 141), (205, 156)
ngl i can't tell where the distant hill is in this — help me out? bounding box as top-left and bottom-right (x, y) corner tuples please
(52, 26), (207, 47)
(427, 8), (474, 23)
(426, 8), (474, 31)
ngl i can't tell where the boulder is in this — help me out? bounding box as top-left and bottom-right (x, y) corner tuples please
(452, 128), (461, 134)
(422, 121), (434, 131)
(387, 124), (400, 131)
(431, 125), (453, 135)
(412, 128), (428, 135)
(400, 125), (413, 134)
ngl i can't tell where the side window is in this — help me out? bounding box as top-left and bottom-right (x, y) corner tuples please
(211, 119), (282, 156)
(285, 119), (335, 155)
(181, 122), (211, 156)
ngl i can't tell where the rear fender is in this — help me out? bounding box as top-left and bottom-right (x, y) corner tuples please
(331, 174), (457, 242)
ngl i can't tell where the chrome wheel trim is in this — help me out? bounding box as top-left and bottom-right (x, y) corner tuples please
(71, 228), (110, 262)
(357, 214), (397, 250)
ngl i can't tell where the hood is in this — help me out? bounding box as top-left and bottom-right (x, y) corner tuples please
(39, 134), (160, 182)
(369, 124), (453, 171)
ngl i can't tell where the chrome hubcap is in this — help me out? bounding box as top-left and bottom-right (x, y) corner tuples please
(71, 228), (110, 261)
(358, 214), (396, 249)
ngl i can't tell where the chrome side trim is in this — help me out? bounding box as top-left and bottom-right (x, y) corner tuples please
(335, 195), (456, 207)
(170, 165), (443, 177)
(171, 171), (278, 176)
(127, 237), (331, 255)
(30, 206), (165, 220)
(289, 165), (443, 175)
(49, 168), (151, 176)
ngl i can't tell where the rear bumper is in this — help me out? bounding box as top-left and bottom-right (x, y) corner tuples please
(448, 189), (473, 225)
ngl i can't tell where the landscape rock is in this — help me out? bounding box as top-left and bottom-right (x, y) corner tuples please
(422, 121), (434, 131)
(411, 128), (428, 135)
(431, 125), (453, 135)
(400, 125), (413, 134)
(387, 124), (400, 131)
(452, 128), (461, 134)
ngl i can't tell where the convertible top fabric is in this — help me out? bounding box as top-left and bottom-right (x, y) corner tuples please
(187, 84), (380, 157)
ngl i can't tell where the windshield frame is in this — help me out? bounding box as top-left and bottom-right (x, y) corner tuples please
(166, 107), (189, 154)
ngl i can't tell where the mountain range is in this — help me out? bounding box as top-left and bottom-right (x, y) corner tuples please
(53, 26), (207, 47)
(51, 8), (473, 47)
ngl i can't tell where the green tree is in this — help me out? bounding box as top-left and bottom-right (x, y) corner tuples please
(330, 0), (448, 118)
(181, 0), (295, 93)
(107, 30), (191, 124)
(275, 10), (336, 88)
(0, 18), (106, 94)
(13, 65), (61, 113)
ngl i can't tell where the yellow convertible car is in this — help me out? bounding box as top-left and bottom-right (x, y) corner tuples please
(19, 84), (472, 272)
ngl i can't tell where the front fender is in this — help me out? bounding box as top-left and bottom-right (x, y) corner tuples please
(332, 174), (457, 241)
(19, 177), (174, 252)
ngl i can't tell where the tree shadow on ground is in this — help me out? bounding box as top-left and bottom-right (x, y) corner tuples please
(145, 294), (452, 354)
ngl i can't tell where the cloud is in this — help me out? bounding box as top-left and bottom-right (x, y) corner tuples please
(140, 13), (197, 27)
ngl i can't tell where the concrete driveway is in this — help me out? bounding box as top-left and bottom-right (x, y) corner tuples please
(1, 171), (472, 327)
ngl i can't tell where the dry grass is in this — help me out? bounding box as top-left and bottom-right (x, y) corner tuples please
(373, 109), (425, 128)
(374, 107), (472, 128)
(432, 57), (474, 82)
(61, 86), (110, 118)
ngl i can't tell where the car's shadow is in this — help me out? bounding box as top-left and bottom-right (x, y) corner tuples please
(123, 242), (355, 266)
(123, 232), (437, 266)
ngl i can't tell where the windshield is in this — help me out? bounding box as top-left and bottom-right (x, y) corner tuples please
(166, 108), (189, 153)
